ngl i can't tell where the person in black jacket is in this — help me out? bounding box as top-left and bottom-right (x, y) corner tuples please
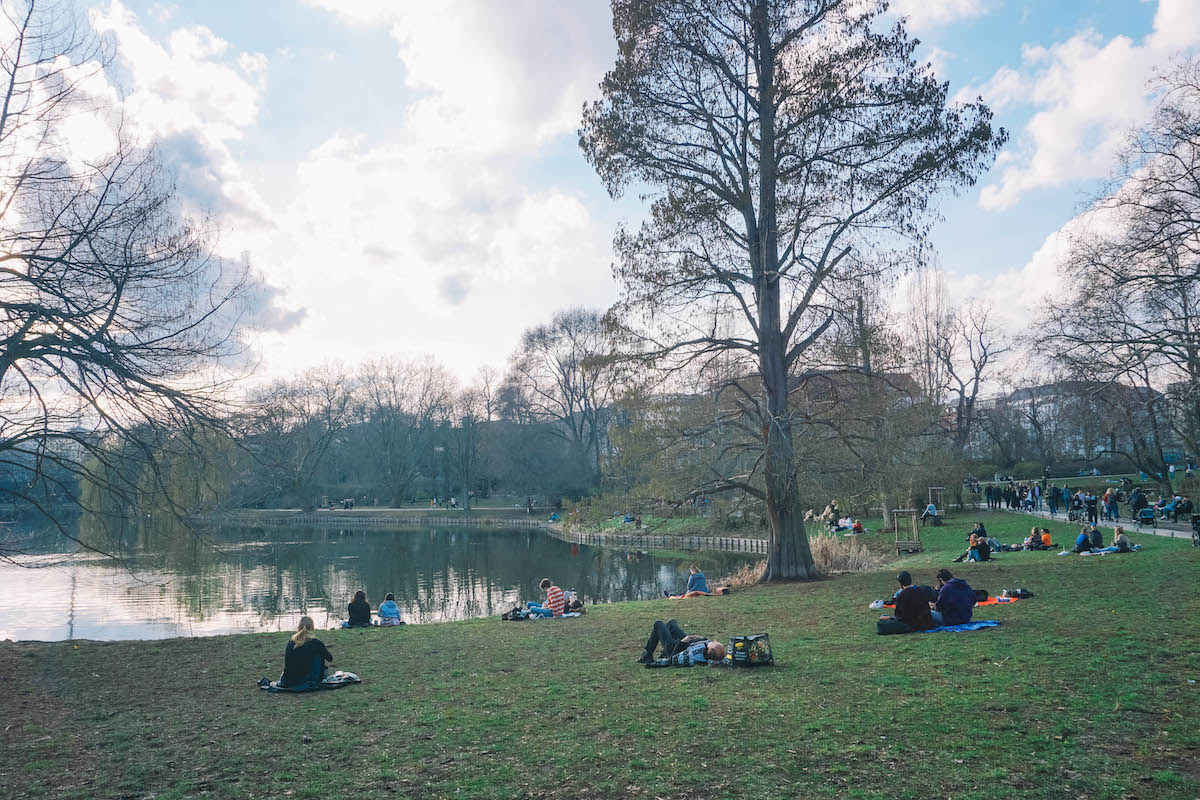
(877, 571), (936, 635)
(347, 590), (372, 627)
(280, 616), (334, 687)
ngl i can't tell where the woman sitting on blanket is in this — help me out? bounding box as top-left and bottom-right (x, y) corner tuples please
(279, 616), (334, 687)
(1092, 526), (1138, 554)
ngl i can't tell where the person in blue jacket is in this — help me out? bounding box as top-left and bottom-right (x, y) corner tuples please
(664, 564), (710, 597)
(931, 569), (974, 627)
(1074, 527), (1096, 553)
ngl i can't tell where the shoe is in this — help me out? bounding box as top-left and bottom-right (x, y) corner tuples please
(636, 651), (653, 664)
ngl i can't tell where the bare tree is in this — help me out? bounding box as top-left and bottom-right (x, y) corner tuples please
(0, 1), (254, 556)
(357, 357), (455, 506)
(248, 364), (355, 510)
(1040, 57), (1200, 480)
(580, 0), (1004, 579)
(935, 300), (1009, 450)
(507, 307), (623, 480)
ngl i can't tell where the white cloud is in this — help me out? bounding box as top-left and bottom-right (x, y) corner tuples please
(889, 0), (988, 30)
(301, 0), (615, 156)
(968, 0), (1200, 210)
(89, 0), (271, 224)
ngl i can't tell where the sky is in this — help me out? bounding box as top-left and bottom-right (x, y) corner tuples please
(68, 0), (1200, 381)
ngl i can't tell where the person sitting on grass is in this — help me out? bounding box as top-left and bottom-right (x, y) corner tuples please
(1023, 527), (1044, 550)
(932, 569), (974, 627)
(638, 619), (726, 666)
(851, 519), (865, 534)
(1094, 526), (1138, 554)
(377, 593), (405, 626)
(1073, 527), (1096, 554)
(279, 616), (334, 687)
(663, 564), (714, 597)
(1040, 528), (1053, 549)
(686, 565), (709, 594)
(877, 571), (936, 635)
(347, 590), (372, 627)
(526, 578), (565, 618)
(1088, 524), (1104, 549)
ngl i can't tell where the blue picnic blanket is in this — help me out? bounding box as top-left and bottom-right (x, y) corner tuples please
(258, 671), (362, 693)
(923, 620), (1000, 634)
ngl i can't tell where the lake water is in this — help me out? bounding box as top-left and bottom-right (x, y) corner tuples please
(0, 523), (756, 641)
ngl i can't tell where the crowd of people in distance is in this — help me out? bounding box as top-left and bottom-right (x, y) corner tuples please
(876, 569), (976, 635)
(984, 477), (1193, 526)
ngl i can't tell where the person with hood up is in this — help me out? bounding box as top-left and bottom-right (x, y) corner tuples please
(931, 569), (974, 627)
(378, 593), (405, 626)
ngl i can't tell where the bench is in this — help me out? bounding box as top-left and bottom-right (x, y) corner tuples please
(895, 539), (924, 555)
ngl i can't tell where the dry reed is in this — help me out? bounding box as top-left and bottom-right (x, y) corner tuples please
(716, 533), (884, 584)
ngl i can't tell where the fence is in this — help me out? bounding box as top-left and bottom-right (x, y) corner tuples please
(546, 526), (767, 555)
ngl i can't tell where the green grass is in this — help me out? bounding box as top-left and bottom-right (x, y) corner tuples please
(1, 510), (1197, 799)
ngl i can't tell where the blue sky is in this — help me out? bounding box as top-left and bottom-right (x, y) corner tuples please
(80, 0), (1200, 379)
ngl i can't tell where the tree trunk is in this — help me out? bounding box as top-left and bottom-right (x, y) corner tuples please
(755, 0), (815, 581)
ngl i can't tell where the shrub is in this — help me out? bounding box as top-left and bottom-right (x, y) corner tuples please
(716, 533), (884, 584)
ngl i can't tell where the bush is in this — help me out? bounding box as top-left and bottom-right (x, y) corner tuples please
(719, 534), (885, 584)
(1012, 461), (1044, 480)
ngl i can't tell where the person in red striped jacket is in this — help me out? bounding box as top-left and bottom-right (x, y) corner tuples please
(526, 578), (565, 618)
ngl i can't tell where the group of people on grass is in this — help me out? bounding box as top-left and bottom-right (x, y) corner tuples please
(346, 590), (407, 628)
(1072, 525), (1138, 554)
(876, 569), (976, 635)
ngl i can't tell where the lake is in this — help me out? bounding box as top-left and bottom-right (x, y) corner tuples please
(0, 523), (757, 641)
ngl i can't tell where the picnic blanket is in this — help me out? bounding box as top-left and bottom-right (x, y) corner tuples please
(875, 595), (1016, 609)
(923, 620), (1000, 634)
(529, 612), (582, 619)
(258, 671), (362, 693)
(669, 587), (731, 600)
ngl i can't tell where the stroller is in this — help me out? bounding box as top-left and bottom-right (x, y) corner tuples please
(1067, 499), (1084, 523)
(1136, 507), (1156, 530)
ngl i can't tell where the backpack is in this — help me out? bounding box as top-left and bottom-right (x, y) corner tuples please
(973, 589), (990, 603)
(727, 634), (773, 667)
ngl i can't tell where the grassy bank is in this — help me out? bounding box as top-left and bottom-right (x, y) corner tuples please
(2, 511), (1197, 800)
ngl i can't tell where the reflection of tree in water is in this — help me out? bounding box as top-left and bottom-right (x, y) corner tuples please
(7, 521), (758, 636)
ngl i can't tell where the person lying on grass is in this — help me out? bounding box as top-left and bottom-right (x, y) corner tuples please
(280, 616), (334, 687)
(638, 619), (726, 666)
(877, 571), (936, 635)
(932, 569), (974, 627)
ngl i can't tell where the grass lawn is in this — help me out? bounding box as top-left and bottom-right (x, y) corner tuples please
(2, 511), (1197, 799)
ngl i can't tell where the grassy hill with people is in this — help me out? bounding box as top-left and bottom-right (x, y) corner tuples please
(2, 511), (1197, 800)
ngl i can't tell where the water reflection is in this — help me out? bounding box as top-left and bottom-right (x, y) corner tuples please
(0, 524), (756, 641)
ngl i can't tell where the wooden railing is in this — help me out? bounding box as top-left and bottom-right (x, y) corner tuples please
(545, 526), (767, 555)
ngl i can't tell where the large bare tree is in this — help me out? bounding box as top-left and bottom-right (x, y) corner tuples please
(580, 0), (1005, 579)
(0, 1), (253, 556)
(1040, 57), (1200, 483)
